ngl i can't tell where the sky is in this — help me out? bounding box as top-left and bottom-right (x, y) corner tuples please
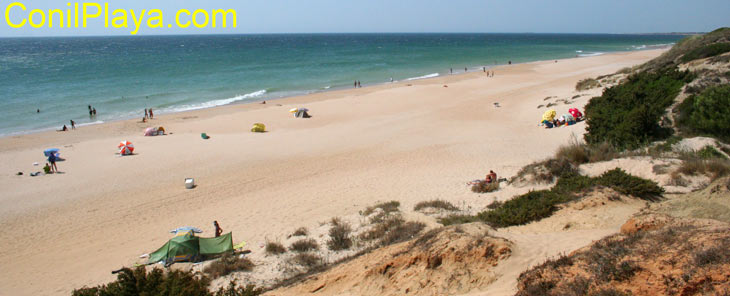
(1, 0), (729, 37)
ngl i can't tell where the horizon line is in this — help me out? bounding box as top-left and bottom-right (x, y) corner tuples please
(0, 31), (704, 39)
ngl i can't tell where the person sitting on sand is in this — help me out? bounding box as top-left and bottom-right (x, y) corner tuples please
(59, 125), (68, 132)
(489, 170), (497, 182)
(43, 163), (51, 174)
(485, 174), (493, 184)
(142, 117), (147, 123)
(214, 221), (222, 237)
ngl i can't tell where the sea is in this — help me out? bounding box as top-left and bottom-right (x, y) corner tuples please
(0, 33), (687, 136)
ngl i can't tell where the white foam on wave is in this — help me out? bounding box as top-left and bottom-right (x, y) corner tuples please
(406, 73), (439, 81)
(576, 50), (583, 53)
(76, 120), (105, 127)
(165, 90), (267, 113)
(578, 52), (605, 57)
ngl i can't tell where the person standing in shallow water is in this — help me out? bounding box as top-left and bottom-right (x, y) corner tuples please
(144, 109), (148, 119)
(148, 108), (153, 119)
(70, 120), (75, 130)
(214, 221), (223, 237)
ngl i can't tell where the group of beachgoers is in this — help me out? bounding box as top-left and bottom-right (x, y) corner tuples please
(57, 105), (97, 131)
(539, 108), (584, 128)
(353, 81), (362, 88)
(142, 108), (154, 122)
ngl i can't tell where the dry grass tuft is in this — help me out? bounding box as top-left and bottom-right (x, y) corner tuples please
(291, 227), (308, 237)
(203, 252), (254, 278)
(289, 238), (319, 253)
(290, 253), (322, 269)
(327, 218), (353, 251)
(576, 78), (600, 91)
(471, 180), (500, 193)
(414, 199), (458, 211)
(265, 241), (287, 255)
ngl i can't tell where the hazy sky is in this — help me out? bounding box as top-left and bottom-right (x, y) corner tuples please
(1, 0), (728, 37)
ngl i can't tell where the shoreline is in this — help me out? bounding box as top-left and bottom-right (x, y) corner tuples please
(0, 46), (669, 145)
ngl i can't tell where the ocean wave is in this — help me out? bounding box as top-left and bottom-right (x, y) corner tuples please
(405, 73), (439, 81)
(578, 52), (605, 57)
(163, 90), (267, 113)
(575, 50), (583, 53)
(76, 120), (105, 127)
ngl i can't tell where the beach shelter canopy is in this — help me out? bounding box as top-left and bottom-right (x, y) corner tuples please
(542, 109), (557, 122)
(148, 231), (233, 264)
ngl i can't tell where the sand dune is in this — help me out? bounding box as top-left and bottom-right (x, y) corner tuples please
(0, 49), (664, 295)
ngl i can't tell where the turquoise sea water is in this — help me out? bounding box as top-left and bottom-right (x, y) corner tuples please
(0, 33), (686, 136)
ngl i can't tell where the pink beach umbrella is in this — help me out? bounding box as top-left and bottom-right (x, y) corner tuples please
(118, 140), (134, 155)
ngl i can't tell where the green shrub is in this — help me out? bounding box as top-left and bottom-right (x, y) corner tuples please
(697, 145), (727, 159)
(73, 266), (211, 296)
(439, 214), (480, 226)
(213, 281), (264, 296)
(677, 85), (730, 142)
(453, 169), (662, 227)
(478, 190), (568, 227)
(596, 168), (664, 200)
(584, 67), (693, 149)
(680, 42), (730, 63)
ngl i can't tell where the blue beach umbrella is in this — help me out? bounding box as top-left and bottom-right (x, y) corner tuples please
(44, 148), (60, 157)
(170, 226), (203, 235)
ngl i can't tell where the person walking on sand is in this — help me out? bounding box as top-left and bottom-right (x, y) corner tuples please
(70, 120), (75, 130)
(148, 108), (153, 119)
(214, 221), (223, 237)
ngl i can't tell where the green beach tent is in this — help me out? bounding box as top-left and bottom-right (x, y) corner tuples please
(148, 231), (233, 264)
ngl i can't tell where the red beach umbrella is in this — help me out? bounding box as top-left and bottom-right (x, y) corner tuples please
(118, 140), (135, 155)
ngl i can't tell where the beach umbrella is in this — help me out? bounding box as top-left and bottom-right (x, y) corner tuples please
(542, 109), (557, 122)
(118, 140), (134, 155)
(44, 148), (60, 157)
(170, 226), (203, 235)
(569, 108), (583, 119)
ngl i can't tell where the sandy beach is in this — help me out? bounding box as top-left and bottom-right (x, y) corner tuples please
(0, 49), (665, 295)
